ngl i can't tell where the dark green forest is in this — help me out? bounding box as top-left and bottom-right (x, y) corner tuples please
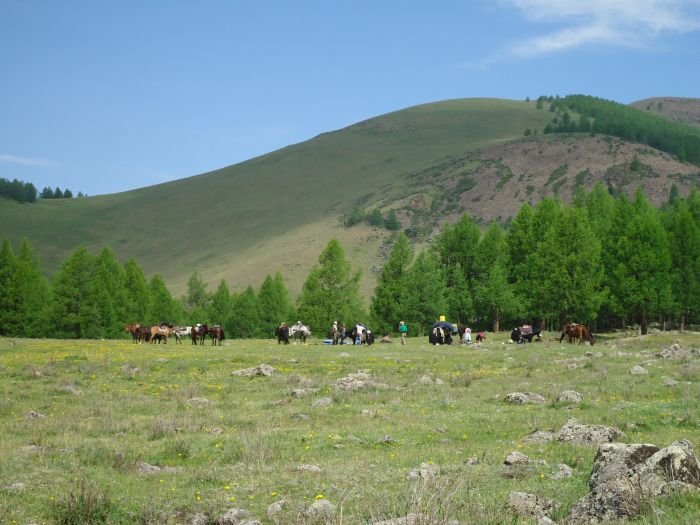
(540, 94), (700, 164)
(1, 185), (699, 340)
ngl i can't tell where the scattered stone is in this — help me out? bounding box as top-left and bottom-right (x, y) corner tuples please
(380, 335), (392, 343)
(219, 508), (250, 525)
(295, 464), (322, 473)
(292, 413), (310, 420)
(557, 390), (584, 404)
(419, 375), (433, 385)
(209, 427), (223, 435)
(231, 364), (277, 377)
(25, 410), (45, 420)
(306, 498), (336, 518)
(407, 462), (440, 480)
(137, 461), (179, 474)
(58, 385), (83, 396)
(376, 435), (396, 445)
(372, 514), (419, 525)
(186, 397), (210, 407)
(19, 445), (46, 454)
(191, 513), (208, 525)
(630, 365), (648, 375)
(267, 499), (286, 519)
(523, 430), (557, 443)
(157, 357), (168, 363)
(556, 418), (623, 446)
(507, 491), (560, 520)
(5, 482), (26, 491)
(549, 463), (574, 480)
(505, 392), (547, 405)
(655, 344), (699, 360)
(361, 409), (373, 416)
(312, 397), (332, 407)
(339, 352), (350, 358)
(291, 388), (320, 397)
(568, 440), (700, 524)
(464, 457), (480, 466)
(663, 377), (679, 387)
(504, 451), (531, 465)
(335, 371), (388, 391)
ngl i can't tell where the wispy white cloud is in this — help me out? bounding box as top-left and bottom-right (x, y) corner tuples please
(0, 153), (58, 168)
(502, 0), (700, 58)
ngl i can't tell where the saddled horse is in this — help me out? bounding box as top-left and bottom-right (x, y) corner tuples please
(171, 326), (191, 344)
(125, 323), (141, 343)
(559, 323), (595, 345)
(150, 323), (173, 344)
(330, 322), (347, 345)
(348, 324), (374, 345)
(429, 326), (452, 345)
(290, 323), (311, 344)
(208, 325), (225, 346)
(276, 323), (290, 344)
(191, 324), (208, 345)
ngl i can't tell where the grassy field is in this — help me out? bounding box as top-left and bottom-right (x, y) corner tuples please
(0, 331), (698, 524)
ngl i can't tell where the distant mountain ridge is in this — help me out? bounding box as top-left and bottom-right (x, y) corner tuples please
(630, 97), (700, 128)
(1, 97), (698, 297)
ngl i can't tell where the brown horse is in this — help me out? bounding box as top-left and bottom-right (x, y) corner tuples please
(559, 323), (595, 345)
(149, 324), (173, 344)
(191, 324), (208, 345)
(207, 325), (225, 346)
(125, 323), (141, 343)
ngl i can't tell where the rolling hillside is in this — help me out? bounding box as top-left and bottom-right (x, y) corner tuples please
(631, 97), (700, 128)
(1, 98), (698, 298)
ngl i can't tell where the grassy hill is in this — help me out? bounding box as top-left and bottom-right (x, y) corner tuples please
(1, 97), (698, 297)
(631, 97), (700, 128)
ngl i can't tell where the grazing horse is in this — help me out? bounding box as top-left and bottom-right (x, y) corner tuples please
(125, 323), (141, 343)
(207, 325), (225, 346)
(191, 323), (208, 345)
(135, 325), (152, 344)
(559, 323), (595, 345)
(276, 323), (290, 344)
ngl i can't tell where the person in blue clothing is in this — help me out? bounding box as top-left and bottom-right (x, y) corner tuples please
(399, 321), (408, 345)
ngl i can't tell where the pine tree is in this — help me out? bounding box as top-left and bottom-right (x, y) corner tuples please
(123, 259), (150, 324)
(433, 214), (481, 280)
(444, 262), (474, 326)
(297, 239), (363, 333)
(475, 262), (520, 333)
(403, 251), (446, 336)
(607, 191), (672, 333)
(209, 280), (231, 328)
(48, 246), (95, 338)
(369, 232), (412, 335)
(14, 238), (50, 337)
(228, 286), (261, 338)
(0, 240), (18, 335)
(258, 273), (291, 337)
(148, 275), (180, 325)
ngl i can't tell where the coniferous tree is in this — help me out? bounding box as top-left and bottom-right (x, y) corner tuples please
(475, 262), (520, 333)
(228, 285), (261, 338)
(123, 259), (150, 324)
(209, 280), (231, 328)
(48, 246), (95, 338)
(607, 191), (672, 333)
(258, 273), (291, 337)
(297, 239), (363, 333)
(0, 240), (18, 335)
(403, 251), (446, 336)
(148, 274), (180, 325)
(14, 238), (50, 337)
(369, 232), (412, 335)
(182, 271), (211, 324)
(444, 262), (474, 326)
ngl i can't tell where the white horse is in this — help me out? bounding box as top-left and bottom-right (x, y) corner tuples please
(171, 326), (191, 344)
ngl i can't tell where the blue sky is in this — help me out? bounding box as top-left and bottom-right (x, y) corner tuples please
(2, 0), (699, 196)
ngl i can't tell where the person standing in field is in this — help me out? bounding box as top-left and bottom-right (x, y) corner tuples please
(399, 321), (407, 345)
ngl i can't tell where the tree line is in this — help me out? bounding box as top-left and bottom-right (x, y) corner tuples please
(1, 185), (698, 339)
(538, 95), (700, 165)
(0, 176), (84, 204)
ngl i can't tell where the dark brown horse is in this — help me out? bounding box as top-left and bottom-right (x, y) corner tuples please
(191, 324), (208, 345)
(276, 323), (290, 344)
(559, 323), (595, 345)
(125, 323), (141, 343)
(207, 325), (225, 346)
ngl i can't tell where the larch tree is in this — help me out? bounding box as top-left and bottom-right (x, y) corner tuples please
(369, 232), (412, 335)
(403, 251), (447, 336)
(49, 246), (95, 338)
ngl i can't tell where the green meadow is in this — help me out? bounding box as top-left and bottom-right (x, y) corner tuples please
(0, 331), (698, 524)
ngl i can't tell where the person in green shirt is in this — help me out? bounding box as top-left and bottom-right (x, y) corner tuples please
(399, 321), (408, 345)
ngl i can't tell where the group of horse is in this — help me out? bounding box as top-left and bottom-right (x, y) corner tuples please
(275, 321), (376, 346)
(510, 325), (543, 344)
(559, 323), (595, 345)
(124, 323), (225, 346)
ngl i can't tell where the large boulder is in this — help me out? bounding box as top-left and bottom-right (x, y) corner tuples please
(556, 418), (623, 446)
(569, 440), (700, 524)
(507, 491), (560, 520)
(505, 392), (548, 405)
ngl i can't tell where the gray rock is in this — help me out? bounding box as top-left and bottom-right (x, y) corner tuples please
(312, 397), (332, 407)
(504, 451), (531, 465)
(407, 462), (440, 480)
(523, 430), (557, 443)
(137, 461), (179, 474)
(557, 390), (584, 404)
(630, 365), (648, 375)
(505, 392), (547, 405)
(186, 397), (210, 407)
(295, 464), (322, 473)
(655, 344), (699, 360)
(568, 440), (700, 524)
(218, 508), (249, 525)
(58, 385), (83, 396)
(549, 463), (574, 480)
(191, 513), (208, 525)
(19, 445), (46, 454)
(306, 498), (336, 518)
(464, 457), (480, 466)
(507, 491), (560, 519)
(25, 410), (45, 420)
(291, 387), (320, 397)
(267, 499), (286, 519)
(372, 514), (419, 525)
(556, 418), (623, 446)
(663, 377), (679, 387)
(231, 364), (277, 377)
(335, 371), (388, 391)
